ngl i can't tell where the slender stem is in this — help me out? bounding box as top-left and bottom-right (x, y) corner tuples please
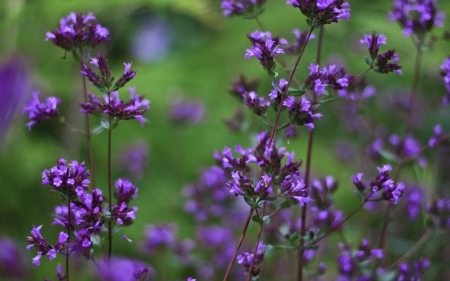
(297, 24), (324, 281)
(246, 202), (267, 281)
(223, 207), (254, 281)
(81, 68), (97, 189)
(384, 229), (433, 272)
(62, 121), (86, 135)
(107, 117), (112, 262)
(66, 199), (71, 280)
(378, 47), (423, 251)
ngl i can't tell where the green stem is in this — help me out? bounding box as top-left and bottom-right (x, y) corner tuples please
(246, 202), (267, 281)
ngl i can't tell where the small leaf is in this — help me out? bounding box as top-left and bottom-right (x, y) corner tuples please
(379, 149), (398, 162)
(58, 116), (65, 124)
(252, 214), (264, 224)
(353, 190), (365, 200)
(262, 215), (271, 224)
(318, 96), (339, 104)
(110, 122), (119, 130)
(244, 197), (259, 209)
(72, 51), (82, 63)
(378, 270), (397, 281)
(279, 200), (291, 209)
(260, 118), (272, 128)
(101, 117), (110, 129)
(277, 122), (291, 130)
(288, 87), (306, 96)
(289, 232), (301, 243)
(365, 56), (373, 66)
(82, 50), (91, 63)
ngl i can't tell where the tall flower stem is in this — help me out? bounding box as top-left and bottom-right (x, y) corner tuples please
(297, 25), (323, 281)
(378, 47), (423, 251)
(66, 199), (71, 280)
(81, 67), (97, 189)
(107, 114), (112, 262)
(246, 202), (267, 281)
(223, 207), (254, 281)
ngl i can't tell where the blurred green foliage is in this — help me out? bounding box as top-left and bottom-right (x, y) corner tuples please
(1, 0), (450, 280)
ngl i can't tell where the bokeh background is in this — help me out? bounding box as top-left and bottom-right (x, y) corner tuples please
(1, 0), (450, 280)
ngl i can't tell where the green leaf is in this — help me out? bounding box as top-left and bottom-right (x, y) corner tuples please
(353, 190), (365, 200)
(82, 50), (91, 63)
(288, 87), (306, 96)
(277, 122), (291, 130)
(318, 96), (339, 104)
(72, 51), (82, 63)
(289, 232), (301, 243)
(364, 56), (373, 66)
(91, 125), (105, 135)
(252, 214), (264, 224)
(101, 117), (110, 129)
(378, 270), (397, 281)
(279, 200), (291, 209)
(58, 116), (65, 124)
(244, 197), (259, 209)
(260, 118), (272, 128)
(262, 215), (271, 224)
(379, 149), (398, 163)
(306, 18), (312, 27)
(110, 122), (119, 130)
(267, 69), (277, 78)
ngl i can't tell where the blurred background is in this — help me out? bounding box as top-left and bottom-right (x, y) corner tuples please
(1, 0), (450, 280)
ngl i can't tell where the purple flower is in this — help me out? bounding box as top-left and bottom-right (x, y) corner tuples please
(221, 0), (266, 17)
(405, 187), (423, 220)
(426, 198), (450, 229)
(0, 57), (31, 143)
(360, 31), (387, 60)
(440, 57), (450, 105)
(244, 30), (287, 73)
(46, 11), (109, 53)
(305, 63), (348, 95)
(118, 140), (149, 180)
(144, 224), (178, 254)
(389, 0), (445, 37)
(398, 259), (430, 281)
(242, 91), (271, 116)
(0, 237), (28, 278)
(169, 95), (206, 125)
(22, 91), (61, 130)
(80, 87), (150, 127)
(197, 226), (235, 266)
(237, 241), (267, 277)
(428, 124), (443, 147)
(26, 226), (66, 267)
(283, 96), (322, 131)
(96, 256), (153, 281)
(228, 75), (259, 99)
(287, 0), (350, 26)
(375, 49), (402, 75)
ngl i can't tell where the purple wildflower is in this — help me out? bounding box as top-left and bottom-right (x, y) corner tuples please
(389, 0), (445, 37)
(375, 49), (402, 75)
(111, 179), (139, 225)
(426, 198), (450, 229)
(0, 237), (28, 278)
(187, 278), (196, 281)
(337, 75), (376, 101)
(304, 63), (348, 95)
(144, 224), (178, 254)
(244, 30), (287, 73)
(398, 259), (431, 280)
(360, 31), (387, 60)
(269, 78), (289, 111)
(96, 256), (153, 281)
(242, 91), (271, 116)
(46, 12), (108, 51)
(237, 241), (267, 277)
(26, 226), (67, 267)
(80, 87), (150, 127)
(169, 95), (206, 125)
(283, 96), (322, 131)
(197, 226), (235, 266)
(428, 124), (443, 147)
(118, 140), (149, 180)
(440, 57), (450, 105)
(228, 75), (259, 99)
(22, 92), (61, 130)
(405, 187), (423, 220)
(287, 0), (350, 26)
(221, 0), (266, 17)
(0, 57), (31, 142)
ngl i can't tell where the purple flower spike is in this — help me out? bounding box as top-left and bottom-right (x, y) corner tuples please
(221, 0), (266, 18)
(375, 49), (402, 75)
(245, 30), (287, 73)
(389, 0), (445, 37)
(428, 124), (443, 147)
(283, 96), (322, 131)
(22, 92), (61, 130)
(304, 63), (348, 95)
(46, 11), (109, 53)
(360, 31), (387, 60)
(237, 241), (267, 277)
(287, 0), (350, 26)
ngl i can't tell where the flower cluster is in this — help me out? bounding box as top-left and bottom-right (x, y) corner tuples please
(221, 0), (266, 18)
(22, 92), (61, 130)
(81, 52), (136, 92)
(426, 198), (450, 229)
(283, 96), (322, 131)
(96, 256), (153, 281)
(111, 179), (139, 225)
(26, 226), (68, 267)
(336, 239), (383, 280)
(397, 259), (431, 280)
(80, 87), (150, 127)
(244, 30), (287, 73)
(304, 63), (348, 95)
(352, 164), (405, 204)
(440, 57), (450, 105)
(118, 140), (149, 180)
(388, 0), (445, 37)
(237, 241), (267, 277)
(45, 12), (109, 53)
(287, 0), (350, 26)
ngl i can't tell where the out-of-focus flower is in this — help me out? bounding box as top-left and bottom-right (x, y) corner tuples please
(221, 0), (266, 18)
(284, 29), (315, 55)
(389, 0), (445, 37)
(22, 92), (61, 130)
(397, 259), (431, 280)
(0, 57), (31, 143)
(118, 140), (149, 180)
(169, 95), (206, 125)
(440, 57), (450, 105)
(96, 256), (154, 281)
(0, 237), (28, 278)
(428, 124), (443, 147)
